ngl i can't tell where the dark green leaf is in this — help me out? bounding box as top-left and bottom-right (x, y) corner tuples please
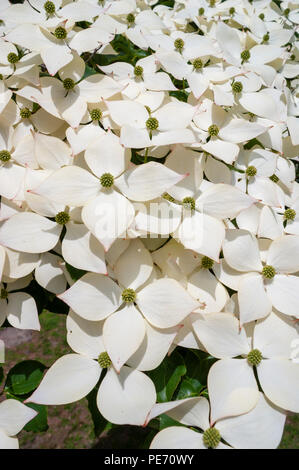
(130, 148), (169, 165)
(183, 350), (217, 388)
(169, 90), (189, 102)
(86, 384), (109, 437)
(147, 351), (187, 402)
(243, 138), (265, 150)
(140, 428), (158, 449)
(94, 35), (151, 67)
(76, 21), (92, 29)
(24, 403), (48, 433)
(152, 0), (175, 7)
(82, 64), (98, 80)
(159, 414), (184, 430)
(5, 360), (46, 396)
(176, 376), (204, 400)
(65, 262), (87, 281)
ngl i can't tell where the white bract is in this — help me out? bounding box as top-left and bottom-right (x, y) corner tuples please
(0, 400), (37, 449)
(0, 0), (298, 450)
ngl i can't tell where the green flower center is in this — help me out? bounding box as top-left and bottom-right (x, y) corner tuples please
(284, 8), (290, 17)
(229, 7), (235, 15)
(201, 256), (214, 269)
(44, 1), (55, 14)
(55, 211), (70, 225)
(134, 65), (143, 77)
(63, 78), (75, 90)
(284, 208), (296, 221)
(198, 7), (205, 15)
(259, 13), (265, 20)
(54, 26), (67, 40)
(209, 0), (216, 7)
(162, 192), (175, 202)
(232, 81), (243, 94)
(193, 58), (203, 70)
(208, 124), (219, 137)
(0, 288), (8, 300)
(247, 349), (262, 366)
(90, 108), (102, 121)
(20, 107), (32, 119)
(100, 173), (114, 188)
(262, 265), (276, 279)
(122, 288), (136, 303)
(203, 427), (221, 448)
(241, 50), (250, 62)
(246, 165), (257, 177)
(269, 174), (279, 183)
(182, 197), (195, 211)
(127, 13), (135, 23)
(263, 33), (269, 43)
(146, 117), (159, 131)
(7, 52), (19, 64)
(0, 150), (11, 162)
(174, 38), (184, 51)
(98, 352), (112, 369)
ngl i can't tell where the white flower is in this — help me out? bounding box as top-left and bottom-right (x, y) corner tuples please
(16, 54), (122, 127)
(107, 98), (196, 148)
(148, 393), (286, 449)
(191, 98), (266, 163)
(217, 230), (299, 323)
(26, 350), (157, 426)
(0, 399), (37, 449)
(193, 311), (299, 414)
(0, 277), (40, 330)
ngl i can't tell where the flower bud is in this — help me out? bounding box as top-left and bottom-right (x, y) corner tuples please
(100, 173), (114, 188)
(208, 124), (219, 136)
(203, 427), (221, 448)
(55, 211), (70, 225)
(247, 349), (262, 366)
(90, 109), (102, 121)
(146, 117), (159, 131)
(284, 208), (296, 221)
(122, 288), (136, 303)
(0, 150), (11, 162)
(98, 352), (112, 368)
(262, 265), (276, 279)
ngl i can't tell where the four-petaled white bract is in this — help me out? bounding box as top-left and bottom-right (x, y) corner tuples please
(0, 0), (298, 450)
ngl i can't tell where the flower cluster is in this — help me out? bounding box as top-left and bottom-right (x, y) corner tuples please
(0, 0), (298, 450)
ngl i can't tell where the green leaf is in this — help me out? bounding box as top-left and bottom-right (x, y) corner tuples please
(75, 21), (92, 29)
(82, 64), (98, 80)
(169, 90), (189, 102)
(130, 148), (170, 166)
(147, 351), (187, 402)
(24, 403), (48, 433)
(0, 366), (3, 385)
(159, 414), (184, 430)
(176, 377), (204, 400)
(180, 350), (217, 391)
(153, 0), (175, 7)
(243, 138), (265, 150)
(94, 35), (151, 67)
(86, 385), (109, 437)
(65, 262), (87, 281)
(5, 360), (46, 396)
(140, 428), (158, 449)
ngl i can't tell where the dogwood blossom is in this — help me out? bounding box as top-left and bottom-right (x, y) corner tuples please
(0, 0), (298, 450)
